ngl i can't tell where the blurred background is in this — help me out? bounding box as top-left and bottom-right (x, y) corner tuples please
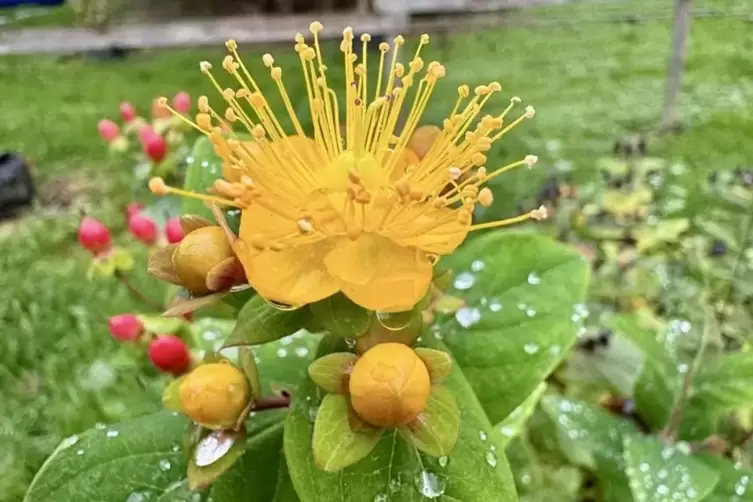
(0, 0), (751, 500)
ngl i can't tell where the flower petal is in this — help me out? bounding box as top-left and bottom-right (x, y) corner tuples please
(233, 238), (339, 306)
(408, 125), (442, 160)
(323, 235), (433, 312)
(382, 204), (470, 255)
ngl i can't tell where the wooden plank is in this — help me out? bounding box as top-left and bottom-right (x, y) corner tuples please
(0, 12), (399, 55)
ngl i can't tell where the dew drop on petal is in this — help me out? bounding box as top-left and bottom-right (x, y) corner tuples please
(471, 260), (485, 272)
(413, 470), (447, 499)
(195, 431), (236, 467)
(453, 272), (476, 290)
(455, 307), (481, 328)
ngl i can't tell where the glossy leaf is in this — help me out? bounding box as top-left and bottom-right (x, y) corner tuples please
(496, 382), (547, 448)
(253, 331), (322, 396)
(187, 429), (246, 490)
(438, 231), (590, 423)
(693, 352), (753, 410)
(307, 353), (357, 394)
(183, 137), (224, 220)
(623, 435), (718, 502)
(697, 454), (753, 501)
(140, 315), (186, 335)
(414, 348), (453, 384)
(224, 296), (314, 348)
(312, 394), (383, 472)
(309, 293), (373, 339)
(162, 376), (186, 413)
(239, 347), (262, 400)
(284, 335), (518, 501)
(24, 412), (187, 502)
(400, 385), (460, 457)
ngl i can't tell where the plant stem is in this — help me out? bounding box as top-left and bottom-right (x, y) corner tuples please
(661, 307), (712, 440)
(255, 395), (292, 411)
(114, 271), (163, 311)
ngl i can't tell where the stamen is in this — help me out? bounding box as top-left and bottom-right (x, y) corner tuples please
(149, 177), (240, 207)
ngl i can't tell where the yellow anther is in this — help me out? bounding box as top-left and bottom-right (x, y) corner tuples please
(310, 21), (324, 33)
(472, 153), (487, 166)
(524, 106), (536, 118)
(295, 33), (304, 43)
(511, 96), (521, 103)
(262, 53), (274, 67)
(420, 34), (430, 44)
(222, 55), (234, 72)
(489, 82), (502, 92)
(236, 88), (250, 99)
(379, 42), (389, 52)
(530, 205), (548, 221)
(458, 85), (469, 98)
(149, 177), (169, 195)
(409, 58), (424, 72)
(448, 167), (462, 180)
(196, 113), (212, 130)
(271, 67), (282, 80)
(222, 88), (236, 100)
(198, 96), (209, 113)
(225, 40), (238, 51)
(252, 125), (266, 139)
(524, 155), (539, 167)
(395, 63), (405, 78)
(225, 108), (237, 122)
(476, 167), (488, 181)
(478, 187), (494, 208)
(361, 33), (371, 42)
(394, 35), (405, 46)
(199, 61), (212, 73)
(474, 85), (490, 96)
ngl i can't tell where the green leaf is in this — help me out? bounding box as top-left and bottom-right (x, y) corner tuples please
(24, 411), (187, 502)
(623, 435), (719, 502)
(495, 382), (547, 448)
(438, 231), (590, 423)
(140, 315), (186, 335)
(183, 137), (224, 220)
(693, 352), (753, 409)
(697, 454), (753, 501)
(162, 376), (186, 413)
(414, 348), (453, 384)
(307, 352), (357, 394)
(253, 331), (322, 396)
(309, 293), (373, 339)
(208, 422), (296, 502)
(541, 396), (638, 496)
(400, 386), (460, 457)
(312, 394), (383, 472)
(187, 429), (247, 490)
(190, 317), (237, 352)
(224, 296), (313, 347)
(239, 347), (262, 400)
(284, 335), (518, 501)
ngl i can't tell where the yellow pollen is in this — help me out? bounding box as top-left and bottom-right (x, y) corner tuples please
(478, 187), (494, 207)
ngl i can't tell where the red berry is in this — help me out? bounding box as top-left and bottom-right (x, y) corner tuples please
(97, 119), (120, 142)
(125, 202), (143, 219)
(120, 102), (137, 122)
(78, 217), (112, 254)
(138, 125), (157, 145)
(148, 335), (191, 375)
(165, 217), (184, 244)
(108, 314), (143, 342)
(172, 91), (191, 114)
(144, 133), (167, 163)
(128, 213), (158, 244)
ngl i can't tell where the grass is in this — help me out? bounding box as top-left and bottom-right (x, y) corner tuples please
(1, 1), (753, 499)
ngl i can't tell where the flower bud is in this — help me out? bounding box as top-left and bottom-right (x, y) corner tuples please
(165, 216), (185, 244)
(148, 335), (191, 375)
(143, 133), (167, 163)
(120, 102), (137, 122)
(108, 314), (143, 341)
(128, 213), (158, 245)
(174, 226), (235, 295)
(349, 343), (430, 428)
(97, 119), (120, 142)
(78, 216), (112, 255)
(179, 363), (251, 428)
(172, 91), (192, 114)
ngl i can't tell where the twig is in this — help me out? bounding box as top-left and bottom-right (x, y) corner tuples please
(254, 395), (292, 411)
(661, 306), (712, 441)
(114, 271), (163, 310)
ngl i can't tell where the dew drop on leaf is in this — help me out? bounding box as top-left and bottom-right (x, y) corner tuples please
(295, 346), (309, 358)
(276, 348), (288, 358)
(413, 470), (447, 499)
(60, 434), (79, 449)
(126, 491), (152, 502)
(526, 308), (536, 317)
(280, 336), (294, 346)
(76, 449), (84, 455)
(500, 426), (514, 437)
(194, 431), (236, 467)
(159, 459), (171, 471)
(478, 430), (487, 441)
(438, 456), (449, 468)
(388, 474), (402, 493)
(453, 272), (476, 290)
(488, 300), (502, 312)
(455, 307), (481, 328)
(374, 494), (388, 502)
(524, 343), (540, 354)
(106, 430), (119, 438)
(527, 272), (541, 285)
(471, 259), (485, 272)
(486, 450), (498, 467)
(307, 406), (319, 423)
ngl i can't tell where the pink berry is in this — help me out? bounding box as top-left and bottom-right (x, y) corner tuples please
(97, 119), (120, 142)
(144, 134), (167, 163)
(125, 202), (143, 219)
(108, 314), (144, 342)
(165, 217), (184, 244)
(148, 335), (191, 375)
(128, 213), (158, 244)
(172, 91), (191, 114)
(78, 217), (111, 255)
(138, 125), (157, 145)
(120, 102), (137, 122)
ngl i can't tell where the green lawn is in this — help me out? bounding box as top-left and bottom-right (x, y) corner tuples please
(2, 2), (753, 500)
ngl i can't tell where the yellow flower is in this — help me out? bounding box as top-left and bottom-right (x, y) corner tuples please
(150, 23), (546, 312)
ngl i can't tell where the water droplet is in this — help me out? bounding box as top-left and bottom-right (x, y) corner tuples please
(486, 450), (498, 467)
(413, 470), (447, 499)
(639, 462), (650, 472)
(520, 473), (532, 485)
(374, 494), (388, 502)
(345, 338), (356, 349)
(524, 343), (540, 354)
(158, 459), (172, 471)
(527, 272), (541, 285)
(471, 260), (485, 272)
(479, 430), (487, 441)
(186, 156), (195, 164)
(376, 310), (413, 331)
(455, 307), (481, 328)
(686, 487), (697, 498)
(276, 348), (288, 358)
(95, 423), (106, 430)
(489, 300), (502, 312)
(526, 308), (536, 317)
(295, 347), (309, 358)
(453, 272), (476, 290)
(195, 431), (236, 467)
(657, 468), (668, 480)
(76, 449), (84, 455)
(307, 406), (319, 423)
(172, 444), (180, 452)
(438, 456), (449, 468)
(60, 435), (79, 449)
(106, 430), (119, 438)
(657, 484), (669, 496)
(263, 298), (302, 311)
(500, 426), (514, 437)
(203, 331), (219, 341)
(280, 336), (294, 346)
(549, 345), (561, 355)
(388, 474), (402, 493)
(201, 160), (210, 168)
